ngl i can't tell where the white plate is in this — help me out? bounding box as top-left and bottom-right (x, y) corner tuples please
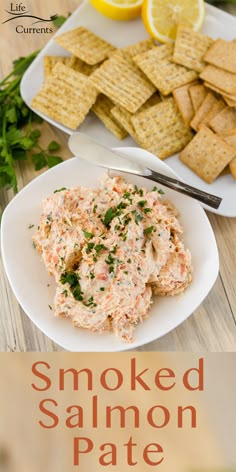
(1, 147), (219, 351)
(20, 1), (236, 218)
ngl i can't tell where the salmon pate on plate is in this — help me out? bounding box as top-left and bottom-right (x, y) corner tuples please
(1, 147), (219, 351)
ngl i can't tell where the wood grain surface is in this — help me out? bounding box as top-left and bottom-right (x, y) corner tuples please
(0, 0), (236, 352)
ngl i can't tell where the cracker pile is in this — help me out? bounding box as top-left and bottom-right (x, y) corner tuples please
(31, 25), (236, 183)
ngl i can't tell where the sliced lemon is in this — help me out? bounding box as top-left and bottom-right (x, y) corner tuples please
(89, 0), (143, 21)
(142, 0), (205, 42)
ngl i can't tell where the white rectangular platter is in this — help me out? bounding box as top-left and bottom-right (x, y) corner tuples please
(21, 1), (236, 217)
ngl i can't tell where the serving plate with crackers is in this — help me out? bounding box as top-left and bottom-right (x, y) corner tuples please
(21, 0), (236, 217)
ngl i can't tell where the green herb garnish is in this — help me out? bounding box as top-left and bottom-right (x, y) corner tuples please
(60, 270), (83, 302)
(144, 226), (155, 235)
(83, 230), (94, 239)
(123, 216), (131, 226)
(123, 191), (133, 203)
(54, 187), (67, 193)
(60, 271), (78, 286)
(132, 210), (143, 225)
(117, 201), (127, 211)
(102, 202), (127, 227)
(46, 214), (52, 225)
(47, 140), (60, 151)
(52, 13), (71, 28)
(138, 200), (147, 207)
(85, 296), (97, 308)
(94, 244), (107, 254)
(152, 186), (165, 195)
(86, 242), (95, 254)
(106, 253), (115, 265)
(0, 52), (64, 192)
(121, 232), (127, 241)
(102, 207), (116, 227)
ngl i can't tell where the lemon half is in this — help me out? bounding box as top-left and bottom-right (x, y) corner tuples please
(142, 0), (205, 42)
(90, 0), (143, 21)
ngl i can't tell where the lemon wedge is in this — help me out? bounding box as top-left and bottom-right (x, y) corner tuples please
(89, 0), (143, 21)
(142, 0), (205, 42)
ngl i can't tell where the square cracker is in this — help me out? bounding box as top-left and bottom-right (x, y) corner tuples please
(92, 94), (128, 140)
(200, 65), (236, 95)
(133, 44), (197, 96)
(140, 93), (162, 110)
(221, 131), (236, 179)
(223, 96), (236, 107)
(189, 84), (208, 112)
(44, 56), (98, 78)
(121, 39), (156, 58)
(44, 56), (74, 78)
(202, 81), (236, 99)
(173, 25), (214, 73)
(220, 127), (236, 138)
(90, 51), (156, 113)
(199, 99), (226, 129)
(204, 39), (236, 74)
(31, 63), (97, 130)
(190, 93), (219, 132)
(209, 107), (236, 134)
(229, 157), (236, 179)
(131, 97), (193, 159)
(173, 81), (198, 127)
(202, 82), (236, 107)
(69, 56), (100, 76)
(111, 93), (161, 144)
(180, 126), (236, 183)
(55, 27), (116, 65)
(111, 106), (143, 145)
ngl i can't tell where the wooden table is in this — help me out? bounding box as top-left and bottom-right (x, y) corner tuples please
(0, 0), (236, 352)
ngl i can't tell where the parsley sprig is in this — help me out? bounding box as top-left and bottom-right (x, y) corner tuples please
(52, 15), (69, 28)
(0, 52), (63, 192)
(60, 270), (83, 302)
(102, 202), (127, 228)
